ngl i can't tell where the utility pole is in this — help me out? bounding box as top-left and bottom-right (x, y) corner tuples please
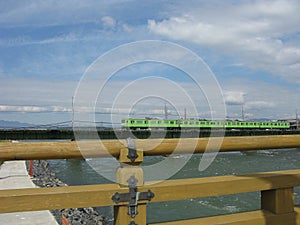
(72, 96), (74, 129)
(242, 104), (245, 121)
(184, 108), (187, 120)
(296, 109), (299, 129)
(164, 103), (168, 120)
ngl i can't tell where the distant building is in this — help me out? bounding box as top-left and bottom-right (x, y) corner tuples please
(286, 119), (299, 129)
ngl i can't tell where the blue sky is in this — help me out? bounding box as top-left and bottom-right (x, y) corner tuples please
(0, 0), (300, 125)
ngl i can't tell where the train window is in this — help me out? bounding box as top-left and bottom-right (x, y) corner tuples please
(136, 120), (143, 124)
(131, 121), (134, 124)
(196, 122), (199, 125)
(150, 121), (156, 124)
(200, 122), (205, 124)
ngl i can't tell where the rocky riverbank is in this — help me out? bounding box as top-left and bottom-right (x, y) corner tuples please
(28, 160), (104, 225)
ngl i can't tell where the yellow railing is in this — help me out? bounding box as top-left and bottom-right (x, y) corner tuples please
(1, 135), (300, 160)
(1, 135), (300, 225)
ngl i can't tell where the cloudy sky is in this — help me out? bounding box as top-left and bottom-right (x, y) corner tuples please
(0, 0), (300, 125)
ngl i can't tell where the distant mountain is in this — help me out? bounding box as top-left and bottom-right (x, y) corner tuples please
(0, 120), (35, 128)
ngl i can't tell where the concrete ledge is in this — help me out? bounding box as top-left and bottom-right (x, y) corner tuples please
(0, 161), (58, 225)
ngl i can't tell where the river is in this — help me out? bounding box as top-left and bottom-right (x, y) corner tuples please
(47, 148), (300, 224)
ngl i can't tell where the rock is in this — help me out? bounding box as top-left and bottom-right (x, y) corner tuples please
(28, 160), (104, 225)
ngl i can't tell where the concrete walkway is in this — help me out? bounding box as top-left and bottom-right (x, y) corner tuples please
(0, 161), (58, 225)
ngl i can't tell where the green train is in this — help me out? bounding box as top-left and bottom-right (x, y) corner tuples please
(121, 118), (290, 130)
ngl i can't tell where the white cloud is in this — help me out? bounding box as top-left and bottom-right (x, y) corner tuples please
(122, 23), (133, 32)
(0, 105), (70, 113)
(101, 16), (116, 28)
(224, 91), (245, 105)
(245, 101), (275, 110)
(0, 33), (82, 47)
(148, 0), (300, 83)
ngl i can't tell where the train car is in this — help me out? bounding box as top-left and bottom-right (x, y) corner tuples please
(147, 119), (179, 129)
(259, 121), (290, 129)
(180, 120), (226, 129)
(226, 121), (261, 129)
(121, 119), (149, 130)
(121, 119), (179, 130)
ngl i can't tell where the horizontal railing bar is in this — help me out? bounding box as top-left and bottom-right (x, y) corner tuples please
(0, 183), (126, 213)
(149, 207), (300, 225)
(1, 135), (300, 160)
(1, 169), (300, 213)
(142, 169), (300, 203)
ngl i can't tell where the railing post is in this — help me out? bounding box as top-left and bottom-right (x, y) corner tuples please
(114, 144), (147, 225)
(29, 160), (34, 177)
(261, 187), (294, 214)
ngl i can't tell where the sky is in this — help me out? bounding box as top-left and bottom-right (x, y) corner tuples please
(0, 0), (300, 126)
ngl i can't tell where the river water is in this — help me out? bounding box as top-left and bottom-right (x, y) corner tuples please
(47, 148), (300, 224)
